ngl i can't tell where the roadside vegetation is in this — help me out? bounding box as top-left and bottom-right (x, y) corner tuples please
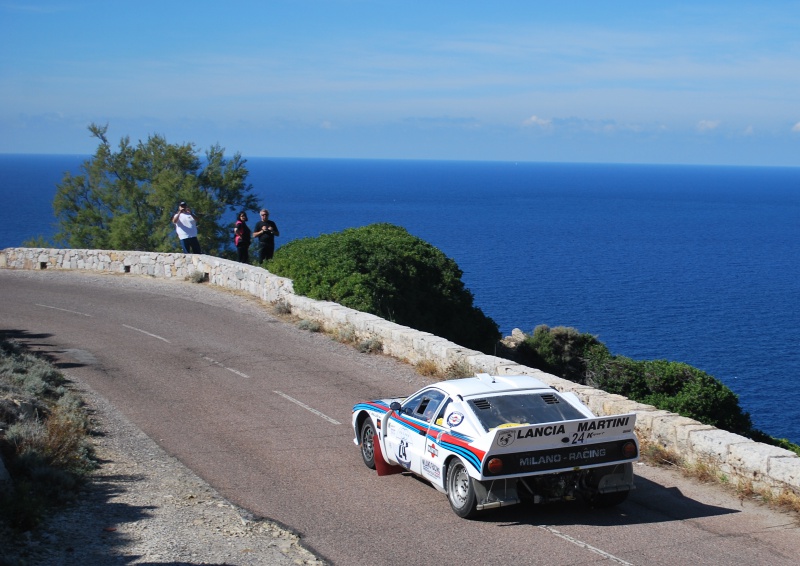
(267, 223), (500, 353)
(0, 339), (96, 531)
(503, 325), (800, 455)
(640, 439), (800, 515)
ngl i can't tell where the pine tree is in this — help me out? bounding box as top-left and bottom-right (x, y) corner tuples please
(53, 123), (258, 255)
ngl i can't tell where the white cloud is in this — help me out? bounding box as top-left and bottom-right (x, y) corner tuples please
(522, 115), (552, 128)
(320, 120), (334, 130)
(697, 119), (720, 132)
(791, 122), (800, 133)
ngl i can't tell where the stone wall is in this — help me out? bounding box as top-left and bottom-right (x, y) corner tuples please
(2, 247), (799, 497)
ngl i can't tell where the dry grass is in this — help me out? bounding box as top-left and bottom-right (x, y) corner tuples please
(273, 300), (292, 315)
(414, 359), (440, 377)
(409, 358), (474, 381)
(184, 270), (207, 283)
(1, 340), (96, 530)
(639, 439), (800, 517)
(443, 359), (474, 379)
(772, 490), (800, 514)
(640, 440), (685, 468)
(329, 324), (357, 345)
(297, 319), (322, 332)
(357, 338), (383, 354)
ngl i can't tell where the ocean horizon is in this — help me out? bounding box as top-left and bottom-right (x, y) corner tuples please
(1, 153), (798, 444)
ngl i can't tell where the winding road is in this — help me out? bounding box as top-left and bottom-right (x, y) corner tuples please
(1, 268), (798, 565)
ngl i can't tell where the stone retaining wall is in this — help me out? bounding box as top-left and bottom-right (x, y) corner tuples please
(2, 247), (799, 497)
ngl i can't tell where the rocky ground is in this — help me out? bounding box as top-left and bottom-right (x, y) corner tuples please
(1, 379), (326, 566)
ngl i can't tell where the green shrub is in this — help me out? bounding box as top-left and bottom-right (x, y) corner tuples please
(643, 370), (752, 434)
(508, 325), (756, 437)
(357, 338), (383, 354)
(297, 319), (321, 332)
(399, 306), (761, 437)
(516, 325), (603, 379)
(268, 223), (500, 353)
(185, 270), (207, 283)
(586, 353), (651, 400)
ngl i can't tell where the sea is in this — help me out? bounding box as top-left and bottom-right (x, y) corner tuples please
(1, 154), (799, 444)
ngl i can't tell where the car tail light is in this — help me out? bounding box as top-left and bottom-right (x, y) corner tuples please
(487, 458), (504, 474)
(621, 441), (638, 459)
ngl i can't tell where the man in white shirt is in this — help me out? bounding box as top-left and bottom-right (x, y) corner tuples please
(171, 201), (201, 253)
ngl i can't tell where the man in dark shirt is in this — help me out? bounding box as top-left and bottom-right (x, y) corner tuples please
(254, 209), (280, 262)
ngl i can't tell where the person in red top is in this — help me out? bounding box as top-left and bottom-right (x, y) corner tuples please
(234, 211), (251, 263)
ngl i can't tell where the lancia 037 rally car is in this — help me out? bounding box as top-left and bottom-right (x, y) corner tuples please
(352, 374), (639, 518)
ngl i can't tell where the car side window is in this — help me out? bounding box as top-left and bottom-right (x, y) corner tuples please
(434, 399), (452, 427)
(402, 389), (446, 423)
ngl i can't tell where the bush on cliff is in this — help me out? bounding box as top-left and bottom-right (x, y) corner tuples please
(586, 351), (753, 435)
(512, 325), (755, 436)
(267, 223), (500, 353)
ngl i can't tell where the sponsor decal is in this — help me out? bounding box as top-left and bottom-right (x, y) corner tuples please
(397, 439), (411, 469)
(427, 442), (439, 459)
(519, 448), (607, 467)
(516, 424), (566, 439)
(394, 426), (411, 442)
(447, 412), (464, 427)
(486, 441), (625, 475)
(576, 416), (630, 432)
(497, 431), (516, 447)
(568, 448), (606, 461)
(520, 454), (561, 466)
(422, 459), (441, 480)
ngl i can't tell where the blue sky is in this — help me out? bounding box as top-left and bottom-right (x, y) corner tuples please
(1, 1), (799, 166)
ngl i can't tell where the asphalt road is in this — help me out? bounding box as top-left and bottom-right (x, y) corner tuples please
(2, 268), (799, 565)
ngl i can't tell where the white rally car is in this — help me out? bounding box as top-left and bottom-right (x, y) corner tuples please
(352, 374), (639, 518)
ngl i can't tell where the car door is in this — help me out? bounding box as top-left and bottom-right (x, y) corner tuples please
(385, 388), (446, 475)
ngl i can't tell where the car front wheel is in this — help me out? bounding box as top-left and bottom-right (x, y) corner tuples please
(446, 459), (478, 518)
(360, 419), (376, 469)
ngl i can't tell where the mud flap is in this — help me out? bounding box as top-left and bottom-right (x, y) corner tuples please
(474, 479), (521, 510)
(373, 434), (403, 476)
(596, 463), (635, 494)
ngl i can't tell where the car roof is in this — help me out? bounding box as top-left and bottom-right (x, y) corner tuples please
(433, 374), (555, 399)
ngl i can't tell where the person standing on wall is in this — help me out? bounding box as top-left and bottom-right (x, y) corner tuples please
(235, 211), (252, 263)
(172, 201), (202, 254)
(254, 209), (280, 262)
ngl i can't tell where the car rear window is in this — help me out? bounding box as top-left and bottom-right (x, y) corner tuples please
(467, 392), (586, 431)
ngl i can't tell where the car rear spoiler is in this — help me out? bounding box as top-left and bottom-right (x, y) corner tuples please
(486, 413), (638, 452)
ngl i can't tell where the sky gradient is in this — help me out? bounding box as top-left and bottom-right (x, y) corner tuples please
(2, 1), (799, 166)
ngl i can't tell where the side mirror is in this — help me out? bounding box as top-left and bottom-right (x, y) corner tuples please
(383, 401), (404, 440)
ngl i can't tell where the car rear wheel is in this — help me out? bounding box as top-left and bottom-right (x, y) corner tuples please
(360, 419), (376, 469)
(446, 459), (478, 518)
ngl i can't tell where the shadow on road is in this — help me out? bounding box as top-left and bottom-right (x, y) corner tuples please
(491, 476), (736, 528)
(0, 328), (93, 370)
(402, 468), (738, 528)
